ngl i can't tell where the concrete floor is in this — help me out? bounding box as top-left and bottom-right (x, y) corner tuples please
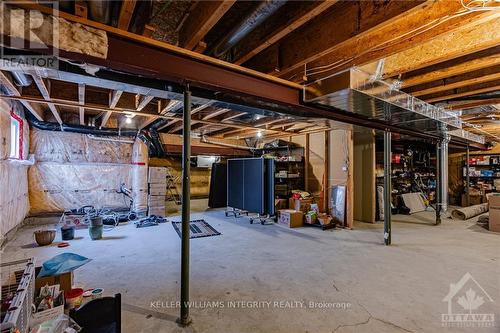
(2, 207), (499, 333)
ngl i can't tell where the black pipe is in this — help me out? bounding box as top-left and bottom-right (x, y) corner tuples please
(383, 131), (392, 246)
(24, 112), (166, 157)
(178, 85), (192, 326)
(26, 112), (138, 136)
(149, 128), (166, 157)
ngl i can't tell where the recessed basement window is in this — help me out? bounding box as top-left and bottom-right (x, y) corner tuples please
(9, 114), (21, 159)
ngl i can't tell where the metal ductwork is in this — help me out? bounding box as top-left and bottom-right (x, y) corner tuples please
(211, 0), (286, 58)
(304, 67), (485, 145)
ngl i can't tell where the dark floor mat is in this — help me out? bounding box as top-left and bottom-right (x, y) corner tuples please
(171, 219), (221, 239)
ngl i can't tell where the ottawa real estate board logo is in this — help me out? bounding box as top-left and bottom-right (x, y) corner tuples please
(0, 1), (59, 69)
(442, 272), (495, 328)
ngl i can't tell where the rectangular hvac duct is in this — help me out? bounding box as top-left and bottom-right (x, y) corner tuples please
(303, 68), (485, 144)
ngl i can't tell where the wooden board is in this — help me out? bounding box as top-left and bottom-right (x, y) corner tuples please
(353, 131), (376, 223)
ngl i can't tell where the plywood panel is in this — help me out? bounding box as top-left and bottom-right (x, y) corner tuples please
(309, 132), (325, 199)
(353, 131), (376, 223)
(329, 130), (352, 227)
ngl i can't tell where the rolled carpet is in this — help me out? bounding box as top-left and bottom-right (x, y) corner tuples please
(451, 203), (488, 220)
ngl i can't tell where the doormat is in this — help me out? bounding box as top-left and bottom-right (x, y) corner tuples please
(171, 219), (221, 239)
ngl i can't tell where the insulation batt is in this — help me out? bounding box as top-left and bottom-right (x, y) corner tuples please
(31, 129), (133, 164)
(3, 5), (108, 58)
(0, 99), (29, 240)
(28, 130), (148, 214)
(0, 160), (29, 238)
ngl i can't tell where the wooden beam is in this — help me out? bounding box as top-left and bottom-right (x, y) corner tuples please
(103, 90), (123, 126)
(223, 128), (258, 139)
(202, 108), (230, 120)
(423, 80), (500, 103)
(161, 100), (182, 114)
(78, 83), (85, 125)
(179, 0), (235, 50)
(142, 24), (155, 38)
(74, 1), (88, 19)
(31, 74), (62, 124)
(405, 66), (500, 97)
(135, 94), (154, 111)
(191, 101), (214, 115)
(233, 1), (338, 65)
(117, 0), (137, 31)
(221, 112), (246, 122)
(138, 100), (162, 130)
(444, 98), (500, 110)
(109, 90), (123, 109)
(170, 121), (200, 134)
(254, 118), (285, 128)
(0, 71), (43, 120)
(380, 13), (500, 78)
(157, 118), (181, 131)
(244, 1), (427, 76)
(400, 46), (500, 88)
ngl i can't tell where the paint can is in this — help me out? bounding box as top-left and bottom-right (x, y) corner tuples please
(61, 226), (75, 240)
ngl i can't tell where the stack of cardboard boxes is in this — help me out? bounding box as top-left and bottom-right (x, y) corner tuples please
(276, 197), (313, 228)
(148, 167), (167, 216)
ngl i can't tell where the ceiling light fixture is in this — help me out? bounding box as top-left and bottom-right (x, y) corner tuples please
(256, 131), (263, 138)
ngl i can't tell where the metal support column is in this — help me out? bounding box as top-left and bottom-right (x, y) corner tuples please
(178, 84), (192, 326)
(436, 141), (442, 225)
(465, 144), (470, 207)
(383, 131), (392, 245)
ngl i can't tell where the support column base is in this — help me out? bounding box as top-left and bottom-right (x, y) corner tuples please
(176, 316), (192, 327)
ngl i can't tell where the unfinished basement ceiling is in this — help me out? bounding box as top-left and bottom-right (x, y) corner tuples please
(1, 0), (499, 144)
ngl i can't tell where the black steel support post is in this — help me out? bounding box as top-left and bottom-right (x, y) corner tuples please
(178, 84), (192, 326)
(436, 141), (442, 225)
(383, 131), (392, 245)
(466, 144), (470, 207)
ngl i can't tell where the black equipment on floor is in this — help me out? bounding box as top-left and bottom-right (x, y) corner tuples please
(208, 162), (227, 208)
(69, 293), (121, 333)
(227, 158), (274, 216)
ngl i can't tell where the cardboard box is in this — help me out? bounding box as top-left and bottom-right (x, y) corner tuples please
(317, 214), (333, 226)
(148, 195), (166, 206)
(35, 267), (72, 293)
(32, 268), (70, 327)
(148, 167), (167, 183)
(488, 195), (500, 232)
(289, 198), (313, 212)
(274, 198), (288, 210)
(149, 183), (167, 196)
(277, 210), (303, 228)
(149, 206), (165, 216)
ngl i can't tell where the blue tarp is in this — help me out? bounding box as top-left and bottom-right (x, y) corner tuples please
(37, 253), (91, 277)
